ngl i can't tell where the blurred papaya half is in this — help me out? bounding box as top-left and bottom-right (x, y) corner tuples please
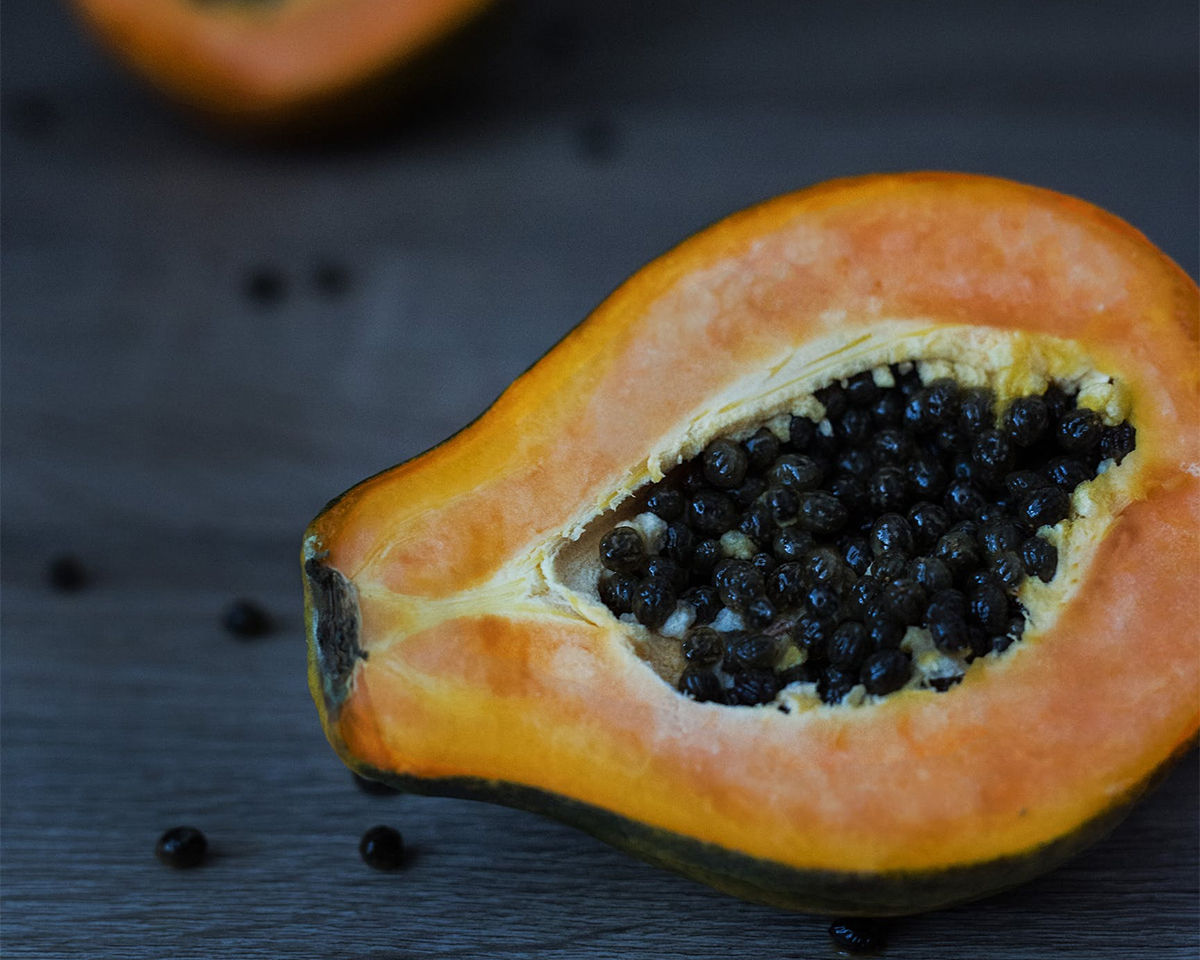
(70, 0), (498, 133)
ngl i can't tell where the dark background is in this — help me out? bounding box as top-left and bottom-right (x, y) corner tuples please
(2, 1), (1197, 957)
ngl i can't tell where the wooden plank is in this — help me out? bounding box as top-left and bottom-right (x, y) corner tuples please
(2, 0), (1196, 955)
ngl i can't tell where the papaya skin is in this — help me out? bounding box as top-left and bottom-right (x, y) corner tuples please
(303, 173), (1199, 915)
(69, 0), (496, 134)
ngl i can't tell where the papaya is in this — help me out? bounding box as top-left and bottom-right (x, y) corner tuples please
(302, 172), (1199, 915)
(69, 0), (496, 134)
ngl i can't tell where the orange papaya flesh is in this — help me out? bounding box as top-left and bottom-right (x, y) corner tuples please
(70, 0), (496, 133)
(303, 173), (1199, 915)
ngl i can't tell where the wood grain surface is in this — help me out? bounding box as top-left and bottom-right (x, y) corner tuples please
(2, 1), (1197, 957)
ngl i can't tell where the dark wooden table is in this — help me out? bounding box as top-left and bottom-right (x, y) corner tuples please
(3, 1), (1197, 956)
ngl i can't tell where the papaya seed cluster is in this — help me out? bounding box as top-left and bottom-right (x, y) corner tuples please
(595, 363), (1136, 708)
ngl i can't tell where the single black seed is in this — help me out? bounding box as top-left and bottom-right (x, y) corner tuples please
(959, 387), (996, 436)
(828, 474), (869, 513)
(802, 547), (846, 589)
(744, 596), (776, 628)
(935, 529), (982, 579)
(678, 664), (724, 702)
(222, 599), (272, 638)
(950, 519), (980, 541)
(835, 446), (875, 479)
(768, 562), (807, 607)
(788, 415), (816, 449)
(691, 539), (721, 575)
(871, 391), (904, 426)
(881, 578), (925, 625)
(598, 572), (637, 615)
(816, 383), (849, 421)
(844, 577), (881, 616)
(867, 466), (909, 514)
(1043, 384), (1073, 419)
(644, 556), (686, 591)
(867, 617), (905, 650)
(354, 772), (402, 795)
(730, 669), (780, 706)
(909, 556), (953, 594)
(1057, 407), (1102, 454)
(713, 560), (763, 612)
(949, 453), (983, 485)
(797, 491), (848, 535)
(990, 551), (1025, 591)
(682, 585), (721, 623)
(743, 428), (781, 472)
(1021, 537), (1058, 582)
(687, 490), (737, 535)
(967, 624), (993, 659)
(772, 527), (814, 562)
(869, 513), (914, 557)
(866, 551), (907, 584)
(806, 585), (840, 621)
(975, 505), (1010, 527)
(1002, 395), (1049, 447)
(46, 553), (87, 591)
(842, 538), (872, 576)
(1046, 457), (1092, 490)
(244, 267), (286, 305)
(730, 633), (780, 670)
(737, 503), (774, 546)
(861, 651), (911, 696)
(762, 485), (799, 525)
(870, 428), (912, 467)
(359, 825), (406, 870)
(905, 378), (960, 431)
(972, 429), (1013, 475)
(1099, 422), (1136, 464)
(908, 501), (951, 550)
(894, 364), (923, 395)
(155, 826), (207, 869)
(769, 453), (824, 492)
(845, 371), (881, 406)
(632, 577), (676, 628)
(730, 476), (768, 507)
(934, 424), (971, 455)
(599, 527), (644, 573)
(906, 453), (948, 499)
(681, 462), (708, 493)
(702, 439), (749, 489)
(819, 667), (858, 704)
(965, 568), (1001, 592)
(659, 522), (695, 564)
(979, 520), (1023, 557)
(646, 487), (684, 520)
(970, 582), (1009, 634)
(929, 610), (970, 652)
(1020, 486), (1070, 529)
(827, 622), (871, 671)
(793, 616), (831, 655)
(750, 552), (777, 578)
(944, 480), (987, 520)
(1004, 469), (1047, 500)
(836, 406), (873, 444)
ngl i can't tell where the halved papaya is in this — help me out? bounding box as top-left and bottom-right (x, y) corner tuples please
(302, 172), (1198, 915)
(69, 0), (495, 132)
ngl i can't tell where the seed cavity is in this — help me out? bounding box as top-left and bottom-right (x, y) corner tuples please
(593, 362), (1136, 709)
